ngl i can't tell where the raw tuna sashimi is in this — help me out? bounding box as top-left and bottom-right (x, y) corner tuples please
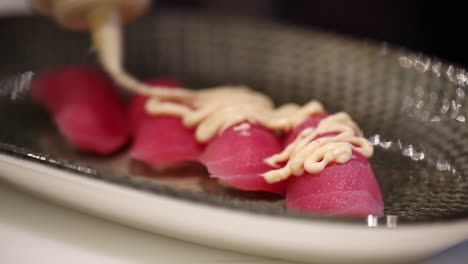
(200, 123), (287, 194)
(127, 77), (182, 131)
(31, 66), (129, 155)
(284, 116), (384, 217)
(284, 113), (329, 144)
(128, 78), (203, 165)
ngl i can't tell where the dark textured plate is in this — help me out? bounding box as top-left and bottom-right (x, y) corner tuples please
(1, 10), (468, 225)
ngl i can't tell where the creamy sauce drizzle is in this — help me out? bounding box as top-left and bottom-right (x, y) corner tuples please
(145, 86), (324, 143)
(262, 113), (373, 183)
(143, 86), (373, 182)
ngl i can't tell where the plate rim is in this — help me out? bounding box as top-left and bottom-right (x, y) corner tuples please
(1, 152), (468, 263)
(1, 142), (468, 225)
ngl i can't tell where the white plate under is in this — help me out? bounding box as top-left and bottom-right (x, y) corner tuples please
(0, 153), (467, 263)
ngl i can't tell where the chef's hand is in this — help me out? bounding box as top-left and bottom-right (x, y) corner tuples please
(31, 0), (151, 30)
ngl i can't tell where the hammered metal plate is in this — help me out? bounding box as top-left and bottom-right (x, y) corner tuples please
(0, 10), (468, 224)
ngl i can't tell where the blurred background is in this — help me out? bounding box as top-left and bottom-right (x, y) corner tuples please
(156, 0), (468, 67)
(1, 0), (466, 66)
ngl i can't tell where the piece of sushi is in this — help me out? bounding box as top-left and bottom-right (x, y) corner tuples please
(128, 78), (203, 166)
(284, 116), (384, 217)
(31, 66), (129, 154)
(200, 123), (287, 194)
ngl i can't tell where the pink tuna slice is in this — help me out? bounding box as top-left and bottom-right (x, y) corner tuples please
(31, 66), (123, 113)
(54, 102), (129, 154)
(284, 115), (384, 217)
(31, 66), (129, 155)
(128, 78), (203, 165)
(200, 124), (286, 194)
(127, 77), (182, 131)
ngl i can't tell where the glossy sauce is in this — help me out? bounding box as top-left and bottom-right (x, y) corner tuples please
(263, 113), (373, 183)
(144, 86), (373, 182)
